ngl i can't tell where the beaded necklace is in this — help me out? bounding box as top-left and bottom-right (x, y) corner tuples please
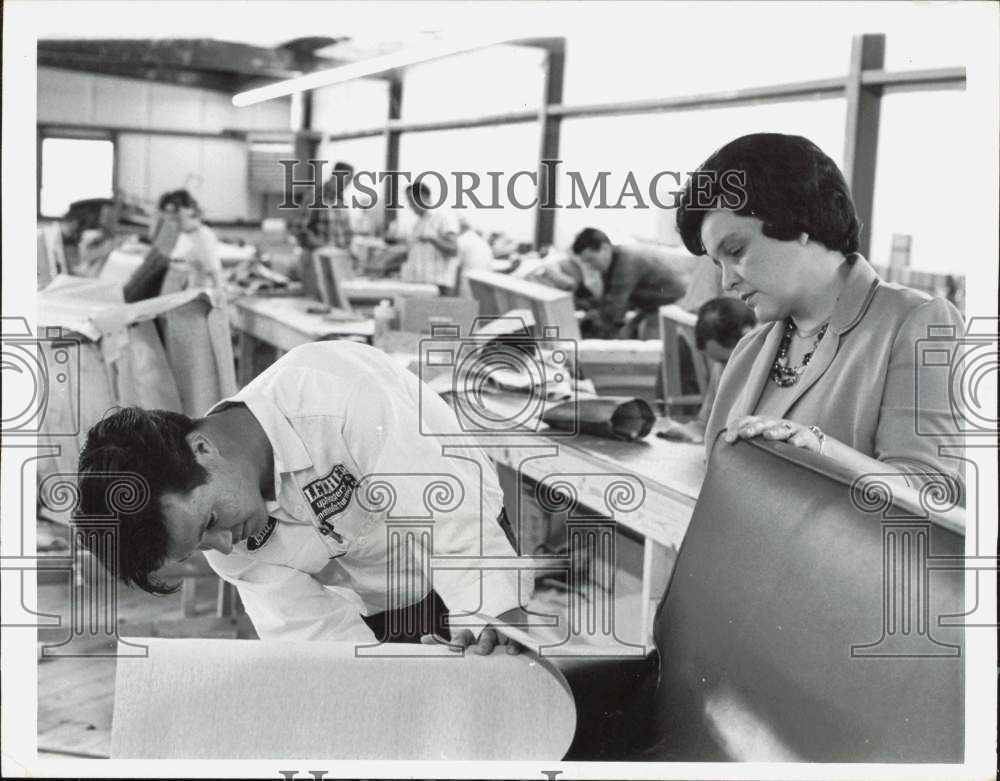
(769, 319), (829, 387)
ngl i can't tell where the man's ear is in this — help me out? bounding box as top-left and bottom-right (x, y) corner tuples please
(186, 430), (218, 461)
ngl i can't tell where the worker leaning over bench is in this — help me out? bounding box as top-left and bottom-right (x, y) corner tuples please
(74, 341), (523, 652)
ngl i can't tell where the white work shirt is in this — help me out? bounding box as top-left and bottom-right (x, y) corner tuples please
(171, 224), (223, 288)
(203, 341), (519, 641)
(401, 209), (460, 289)
(456, 229), (495, 297)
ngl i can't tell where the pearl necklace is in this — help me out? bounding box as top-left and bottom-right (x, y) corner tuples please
(770, 319), (829, 387)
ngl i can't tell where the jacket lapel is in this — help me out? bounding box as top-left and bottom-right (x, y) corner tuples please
(728, 322), (786, 424)
(771, 255), (882, 418)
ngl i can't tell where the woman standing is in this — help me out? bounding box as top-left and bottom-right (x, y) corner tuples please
(676, 133), (964, 498)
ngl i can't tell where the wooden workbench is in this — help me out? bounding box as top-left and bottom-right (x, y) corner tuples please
(227, 312), (705, 640)
(451, 392), (705, 641)
(378, 335), (706, 640)
(229, 295), (374, 385)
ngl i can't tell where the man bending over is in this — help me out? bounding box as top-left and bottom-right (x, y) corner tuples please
(75, 341), (522, 651)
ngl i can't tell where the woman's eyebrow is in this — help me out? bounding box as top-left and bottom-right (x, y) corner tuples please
(706, 233), (733, 259)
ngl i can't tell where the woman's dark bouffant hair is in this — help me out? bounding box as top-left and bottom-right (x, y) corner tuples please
(676, 133), (861, 259)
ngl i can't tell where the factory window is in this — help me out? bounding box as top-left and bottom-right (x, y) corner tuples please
(39, 136), (115, 219)
(870, 89), (971, 274)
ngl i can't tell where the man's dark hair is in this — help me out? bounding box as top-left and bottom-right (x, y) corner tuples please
(405, 181), (432, 208)
(158, 189), (200, 213)
(75, 407), (209, 595)
(63, 198), (115, 243)
(676, 133), (860, 258)
(695, 297), (757, 351)
(324, 162), (355, 202)
(571, 227), (612, 255)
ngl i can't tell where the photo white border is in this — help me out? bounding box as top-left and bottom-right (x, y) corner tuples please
(2, 2), (996, 779)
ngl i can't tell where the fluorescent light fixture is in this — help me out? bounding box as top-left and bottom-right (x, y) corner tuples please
(232, 33), (518, 106)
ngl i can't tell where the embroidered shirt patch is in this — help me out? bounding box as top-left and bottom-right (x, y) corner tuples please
(302, 464), (358, 526)
(246, 516), (277, 552)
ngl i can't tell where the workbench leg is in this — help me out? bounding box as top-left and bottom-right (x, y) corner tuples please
(181, 578), (199, 618)
(237, 332), (256, 388)
(216, 580), (237, 618)
(641, 538), (655, 646)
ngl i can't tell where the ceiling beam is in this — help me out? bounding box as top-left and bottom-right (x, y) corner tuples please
(38, 38), (343, 79)
(37, 50), (240, 92)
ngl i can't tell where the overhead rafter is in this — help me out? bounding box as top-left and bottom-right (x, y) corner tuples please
(37, 38), (347, 93)
(38, 48), (241, 92)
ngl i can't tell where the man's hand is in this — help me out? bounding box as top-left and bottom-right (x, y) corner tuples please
(419, 607), (527, 655)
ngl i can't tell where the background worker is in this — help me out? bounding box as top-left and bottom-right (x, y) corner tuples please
(528, 227), (688, 338)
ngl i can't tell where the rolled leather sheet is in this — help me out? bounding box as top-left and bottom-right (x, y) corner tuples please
(543, 396), (656, 441)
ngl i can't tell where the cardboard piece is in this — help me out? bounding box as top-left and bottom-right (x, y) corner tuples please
(111, 638), (577, 760)
(465, 269), (581, 341)
(36, 289), (237, 513)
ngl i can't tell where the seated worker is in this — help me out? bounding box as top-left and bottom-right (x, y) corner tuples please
(398, 182), (460, 295)
(455, 217), (495, 297)
(75, 341), (522, 652)
(160, 189), (224, 289)
(529, 228), (687, 338)
(61, 198), (122, 275)
(660, 298), (757, 444)
(677, 132), (966, 496)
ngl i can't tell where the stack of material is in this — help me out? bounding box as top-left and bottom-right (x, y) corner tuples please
(35, 288), (236, 519)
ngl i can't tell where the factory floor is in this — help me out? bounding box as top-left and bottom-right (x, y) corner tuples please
(36, 574), (238, 759)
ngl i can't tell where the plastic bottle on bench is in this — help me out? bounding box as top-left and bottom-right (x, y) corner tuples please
(373, 298), (396, 348)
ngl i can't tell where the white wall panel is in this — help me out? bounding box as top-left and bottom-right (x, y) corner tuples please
(196, 139), (250, 221)
(37, 68), (95, 124)
(148, 83), (206, 130)
(115, 133), (152, 205)
(202, 92), (240, 133)
(147, 135), (203, 202)
(93, 75), (150, 128)
(39, 68), (290, 221)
